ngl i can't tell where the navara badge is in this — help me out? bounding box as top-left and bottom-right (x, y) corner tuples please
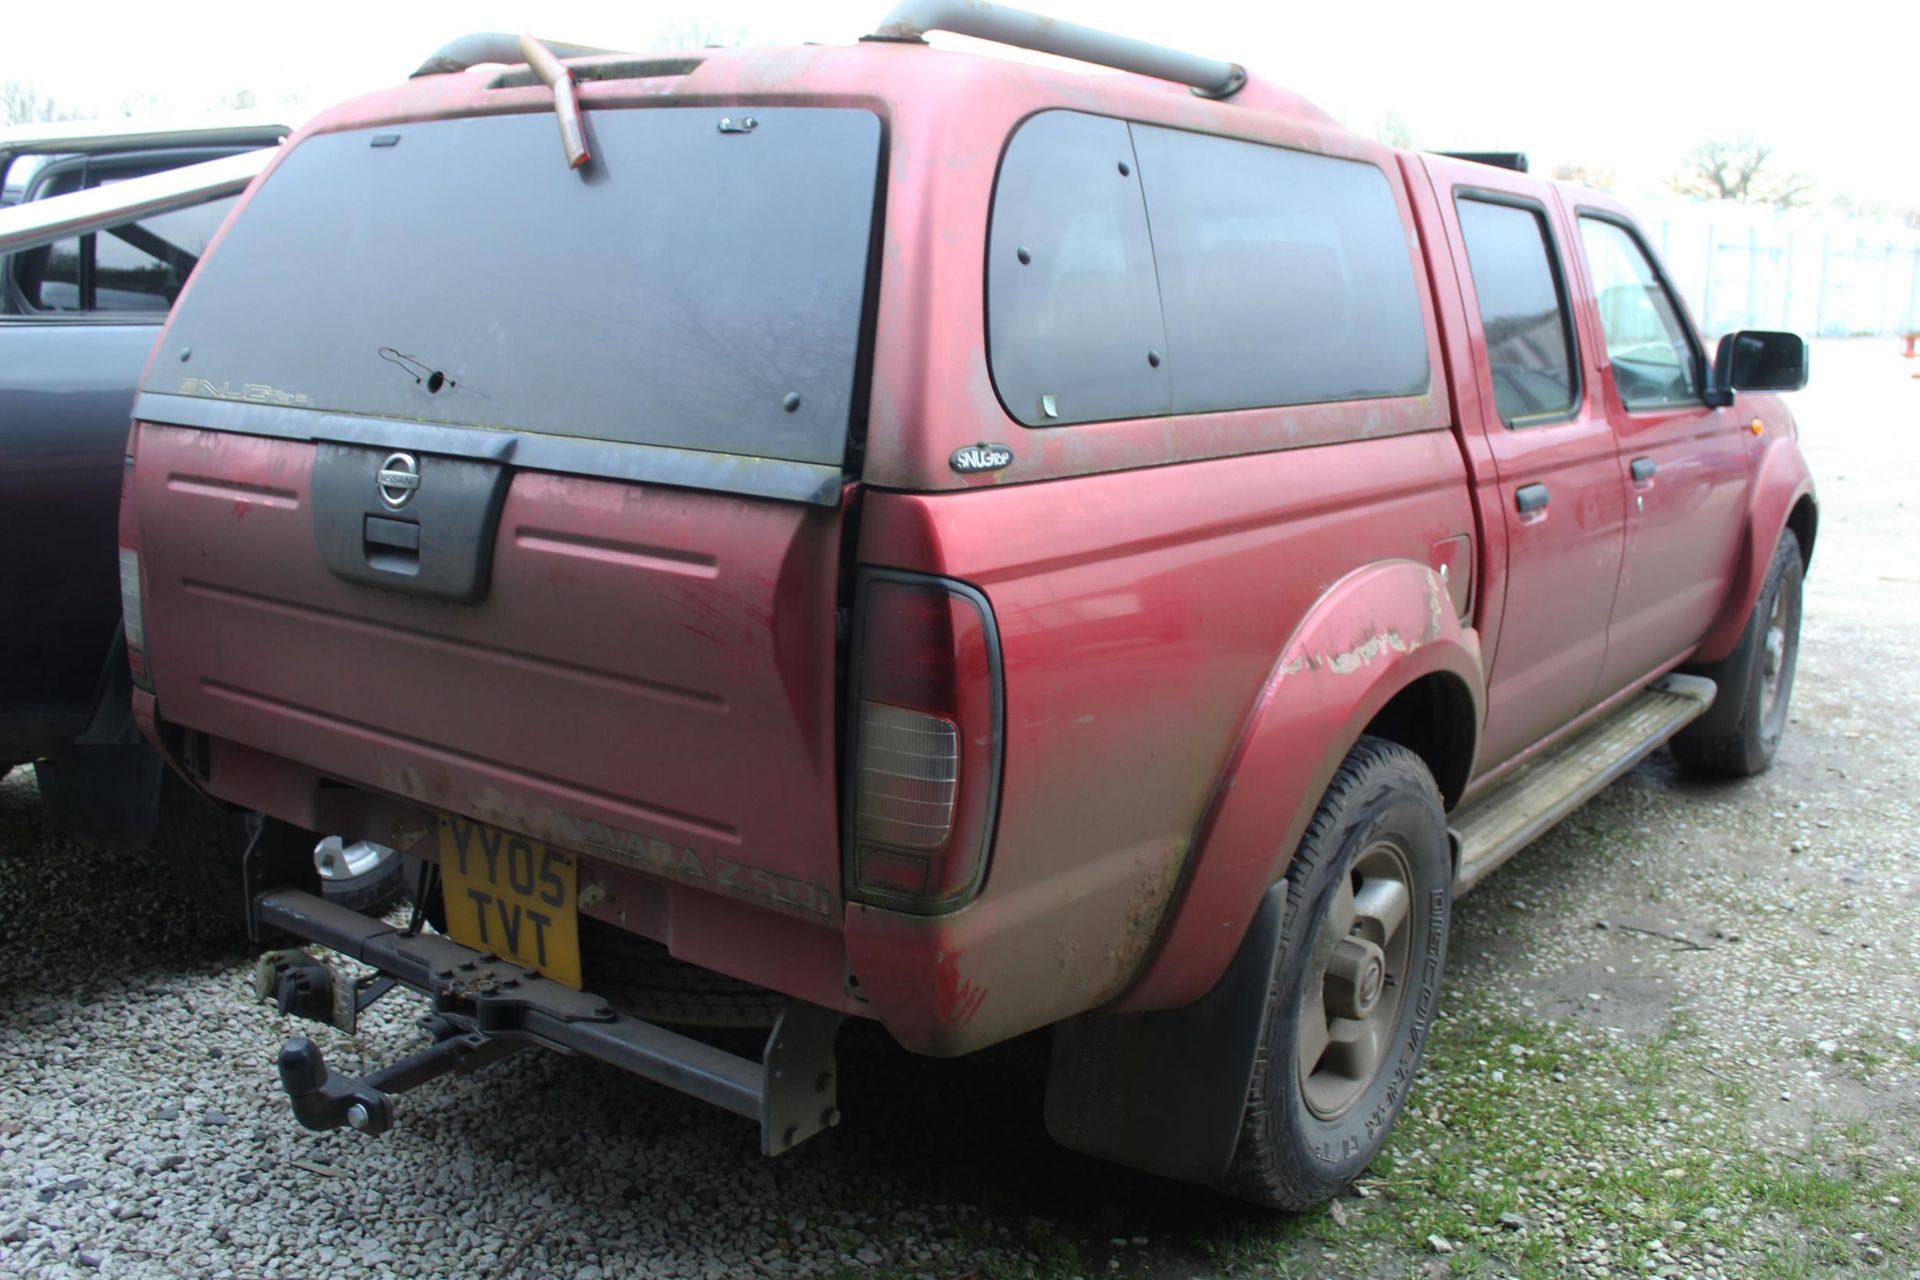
(950, 442), (1014, 474)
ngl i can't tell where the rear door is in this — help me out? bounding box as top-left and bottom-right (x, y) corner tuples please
(128, 105), (885, 922)
(1424, 156), (1625, 766)
(0, 153), (239, 758)
(1564, 205), (1751, 696)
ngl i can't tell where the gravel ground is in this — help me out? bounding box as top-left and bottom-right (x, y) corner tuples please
(2, 339), (1915, 1279)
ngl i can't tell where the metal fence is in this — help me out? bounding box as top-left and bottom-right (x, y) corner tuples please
(1631, 194), (1920, 338)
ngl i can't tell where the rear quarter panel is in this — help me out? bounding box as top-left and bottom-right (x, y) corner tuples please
(846, 429), (1478, 1053)
(843, 71), (1483, 1053)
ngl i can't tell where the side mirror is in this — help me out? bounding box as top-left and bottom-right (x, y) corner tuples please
(1705, 329), (1809, 406)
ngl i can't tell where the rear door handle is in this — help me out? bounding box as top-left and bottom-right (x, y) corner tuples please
(1630, 456), (1657, 483)
(1515, 483), (1549, 515)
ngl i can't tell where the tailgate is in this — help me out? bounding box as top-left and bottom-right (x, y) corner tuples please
(123, 103), (885, 921)
(131, 424), (849, 920)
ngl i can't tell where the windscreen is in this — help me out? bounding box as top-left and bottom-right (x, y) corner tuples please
(146, 108), (882, 467)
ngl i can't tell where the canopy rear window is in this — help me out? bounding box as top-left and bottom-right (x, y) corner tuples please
(146, 108), (882, 470)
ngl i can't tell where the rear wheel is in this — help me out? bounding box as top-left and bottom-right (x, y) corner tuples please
(150, 769), (261, 929)
(579, 918), (785, 1028)
(401, 869), (773, 1026)
(1217, 736), (1451, 1211)
(1671, 530), (1803, 777)
(153, 774), (406, 930)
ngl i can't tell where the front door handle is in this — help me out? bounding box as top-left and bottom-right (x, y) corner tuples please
(1515, 483), (1549, 515)
(1630, 456), (1657, 483)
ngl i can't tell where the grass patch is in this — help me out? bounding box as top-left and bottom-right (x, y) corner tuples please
(1192, 993), (1918, 1279)
(1797, 1029), (1920, 1085)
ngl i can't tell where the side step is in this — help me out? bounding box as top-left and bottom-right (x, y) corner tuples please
(1451, 673), (1716, 894)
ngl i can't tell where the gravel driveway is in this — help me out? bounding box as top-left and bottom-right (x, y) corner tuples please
(2, 340), (1915, 1279)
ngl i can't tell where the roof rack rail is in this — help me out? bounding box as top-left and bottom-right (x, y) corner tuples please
(0, 149), (273, 257)
(868, 0), (1246, 99)
(1439, 150), (1530, 174)
(411, 33), (619, 79)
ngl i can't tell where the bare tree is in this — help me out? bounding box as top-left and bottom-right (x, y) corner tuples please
(1831, 193), (1920, 230)
(1669, 138), (1812, 208)
(118, 87), (281, 120)
(649, 19), (751, 51)
(117, 91), (166, 120)
(1373, 111), (1413, 149)
(2, 81), (83, 126)
(1551, 162), (1616, 191)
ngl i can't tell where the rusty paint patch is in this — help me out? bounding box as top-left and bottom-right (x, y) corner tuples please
(1281, 580), (1446, 678)
(1324, 629), (1412, 675)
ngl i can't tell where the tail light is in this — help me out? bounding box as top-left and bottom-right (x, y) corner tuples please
(118, 449), (153, 692)
(846, 572), (1003, 913)
(119, 549), (150, 691)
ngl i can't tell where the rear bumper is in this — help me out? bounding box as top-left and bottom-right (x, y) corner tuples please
(135, 707), (862, 1016)
(256, 888), (845, 1154)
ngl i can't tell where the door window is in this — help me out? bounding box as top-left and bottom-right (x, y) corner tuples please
(13, 191), (235, 315)
(1128, 123), (1430, 415)
(1454, 196), (1579, 425)
(986, 111), (1170, 426)
(986, 111), (1430, 428)
(1578, 217), (1701, 409)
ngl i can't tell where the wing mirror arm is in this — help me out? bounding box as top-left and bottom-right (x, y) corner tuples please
(1702, 371), (1735, 410)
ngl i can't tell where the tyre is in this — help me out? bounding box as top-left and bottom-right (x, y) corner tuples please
(1671, 530), (1804, 778)
(579, 918), (786, 1028)
(399, 863), (775, 1026)
(150, 768), (262, 929)
(1217, 736), (1451, 1211)
(312, 837), (409, 914)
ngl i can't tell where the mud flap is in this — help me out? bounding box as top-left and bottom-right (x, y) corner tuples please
(1044, 880), (1287, 1185)
(33, 745), (164, 852)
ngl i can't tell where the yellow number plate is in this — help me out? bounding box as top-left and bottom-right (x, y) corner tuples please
(438, 815), (582, 989)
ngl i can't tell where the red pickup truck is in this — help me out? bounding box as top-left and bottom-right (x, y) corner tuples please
(117, 9), (1813, 1210)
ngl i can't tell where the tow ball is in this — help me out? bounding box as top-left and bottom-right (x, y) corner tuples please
(252, 948), (520, 1136)
(275, 1027), (521, 1137)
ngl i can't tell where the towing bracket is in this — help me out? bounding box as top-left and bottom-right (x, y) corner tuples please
(255, 889), (845, 1155)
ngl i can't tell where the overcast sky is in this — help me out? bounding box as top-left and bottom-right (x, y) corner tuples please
(5, 0), (1913, 207)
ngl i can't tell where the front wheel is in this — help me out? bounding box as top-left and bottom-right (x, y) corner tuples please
(1671, 529), (1804, 778)
(1217, 736), (1451, 1211)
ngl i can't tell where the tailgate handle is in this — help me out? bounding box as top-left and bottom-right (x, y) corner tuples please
(363, 515), (421, 576)
(312, 444), (507, 603)
(1514, 483), (1550, 515)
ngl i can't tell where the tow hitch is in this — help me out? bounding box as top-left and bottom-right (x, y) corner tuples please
(250, 889), (845, 1155)
(277, 1021), (522, 1136)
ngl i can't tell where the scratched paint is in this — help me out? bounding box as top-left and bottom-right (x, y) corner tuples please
(931, 949), (988, 1026)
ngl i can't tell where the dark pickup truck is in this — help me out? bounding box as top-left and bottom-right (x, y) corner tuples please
(0, 119), (282, 851)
